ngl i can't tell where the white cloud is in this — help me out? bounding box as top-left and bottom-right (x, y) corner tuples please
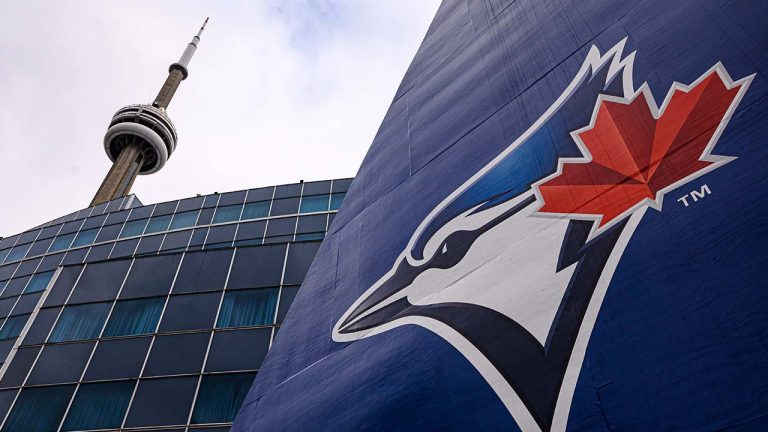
(0, 0), (440, 236)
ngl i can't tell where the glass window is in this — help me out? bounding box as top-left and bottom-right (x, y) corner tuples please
(153, 200), (178, 216)
(189, 228), (208, 250)
(21, 307), (60, 346)
(0, 346), (40, 387)
(84, 244), (113, 262)
(105, 209), (130, 225)
(26, 341), (95, 385)
(143, 332), (210, 376)
(330, 192), (346, 210)
(14, 258), (41, 277)
(5, 244), (31, 262)
(58, 220), (84, 235)
(213, 204), (243, 224)
(302, 180), (332, 195)
(110, 238), (140, 258)
(120, 254), (181, 299)
(234, 221), (266, 245)
(38, 225), (62, 240)
(94, 223), (121, 243)
(120, 218), (148, 238)
(227, 244), (286, 289)
(0, 263), (19, 281)
(43, 265), (82, 308)
(265, 217), (297, 239)
(0, 297), (16, 319)
(26, 238), (54, 257)
(299, 194), (330, 213)
(160, 229), (192, 252)
(191, 373), (257, 424)
(205, 225), (236, 249)
(124, 377), (198, 428)
(49, 233), (76, 252)
(332, 178), (353, 193)
(206, 328), (271, 372)
(127, 205), (154, 220)
(241, 201), (270, 220)
(62, 381), (135, 431)
(37, 253), (64, 272)
(134, 234), (164, 255)
(269, 197), (300, 216)
(202, 194), (220, 208)
(144, 214), (173, 234)
(103, 297), (165, 337)
(10, 292), (43, 316)
(217, 288), (278, 328)
(0, 314), (30, 340)
(277, 286), (300, 323)
(49, 302), (110, 342)
(69, 260), (131, 304)
(0, 249), (10, 264)
(1, 385), (75, 432)
(295, 232), (325, 241)
(284, 241), (322, 285)
(176, 196), (204, 212)
(1, 276), (28, 298)
(169, 210), (199, 230)
(81, 214), (107, 230)
(173, 249), (233, 294)
(71, 228), (99, 248)
(218, 190), (247, 206)
(297, 214), (327, 234)
(197, 207), (215, 225)
(24, 270), (54, 293)
(274, 183), (302, 198)
(246, 186), (274, 202)
(84, 337), (151, 381)
(158, 292), (221, 332)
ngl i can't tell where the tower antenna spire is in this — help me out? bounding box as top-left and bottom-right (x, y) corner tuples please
(90, 18), (209, 207)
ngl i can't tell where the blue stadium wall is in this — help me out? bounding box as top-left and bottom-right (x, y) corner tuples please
(233, 1), (768, 431)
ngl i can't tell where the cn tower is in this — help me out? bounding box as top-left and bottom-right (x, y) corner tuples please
(90, 18), (209, 206)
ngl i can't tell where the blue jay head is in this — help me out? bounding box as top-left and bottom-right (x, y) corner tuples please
(334, 39), (637, 338)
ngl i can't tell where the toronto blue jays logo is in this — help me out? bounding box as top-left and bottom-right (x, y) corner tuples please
(333, 39), (753, 431)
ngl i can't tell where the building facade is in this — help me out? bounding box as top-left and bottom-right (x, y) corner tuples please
(0, 178), (350, 431)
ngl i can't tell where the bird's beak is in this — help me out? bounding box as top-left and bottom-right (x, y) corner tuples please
(336, 257), (421, 335)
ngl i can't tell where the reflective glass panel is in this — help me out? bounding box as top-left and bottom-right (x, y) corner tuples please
(241, 201), (270, 220)
(0, 314), (29, 340)
(330, 192), (346, 210)
(49, 302), (110, 342)
(169, 210), (199, 230)
(1, 385), (75, 432)
(49, 233), (76, 252)
(213, 204), (243, 224)
(103, 297), (165, 337)
(120, 218), (148, 238)
(6, 243), (31, 262)
(62, 381), (135, 431)
(145, 214), (173, 234)
(71, 228), (98, 248)
(191, 373), (257, 424)
(24, 270), (54, 293)
(217, 288), (278, 328)
(299, 194), (330, 213)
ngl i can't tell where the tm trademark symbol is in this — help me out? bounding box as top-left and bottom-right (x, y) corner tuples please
(677, 184), (711, 207)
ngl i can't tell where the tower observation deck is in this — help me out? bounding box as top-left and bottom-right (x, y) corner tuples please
(90, 18), (209, 206)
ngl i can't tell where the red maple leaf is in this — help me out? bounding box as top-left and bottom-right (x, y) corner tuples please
(536, 69), (743, 227)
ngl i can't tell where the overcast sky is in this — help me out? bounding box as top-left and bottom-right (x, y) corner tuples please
(0, 0), (440, 236)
